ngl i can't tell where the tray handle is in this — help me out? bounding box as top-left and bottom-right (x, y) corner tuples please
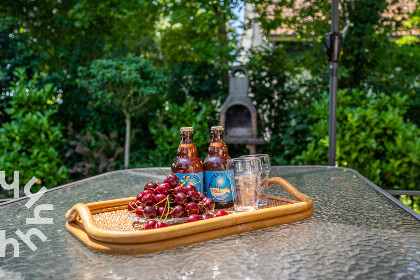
(268, 177), (313, 207)
(66, 203), (96, 226)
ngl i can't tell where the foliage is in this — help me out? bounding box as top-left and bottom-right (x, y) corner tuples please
(0, 14), (40, 128)
(65, 128), (123, 179)
(0, 0), (161, 73)
(160, 0), (242, 70)
(149, 98), (214, 167)
(301, 88), (420, 191)
(77, 56), (167, 117)
(0, 68), (68, 193)
(399, 195), (420, 214)
(0, 15), (40, 95)
(166, 62), (226, 104)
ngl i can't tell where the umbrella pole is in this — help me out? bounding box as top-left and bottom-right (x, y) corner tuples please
(328, 0), (340, 166)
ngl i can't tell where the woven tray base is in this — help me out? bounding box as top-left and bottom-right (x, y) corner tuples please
(86, 198), (293, 232)
(66, 177), (314, 254)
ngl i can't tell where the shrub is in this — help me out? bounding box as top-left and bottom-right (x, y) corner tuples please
(65, 127), (124, 179)
(0, 68), (68, 194)
(399, 195), (420, 214)
(301, 88), (420, 191)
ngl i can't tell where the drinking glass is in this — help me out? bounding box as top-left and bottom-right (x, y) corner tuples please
(240, 154), (271, 206)
(227, 158), (262, 212)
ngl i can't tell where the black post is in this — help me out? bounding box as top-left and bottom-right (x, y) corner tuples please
(327, 0), (341, 166)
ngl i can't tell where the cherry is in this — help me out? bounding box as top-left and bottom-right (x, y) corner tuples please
(199, 194), (206, 200)
(170, 205), (185, 218)
(202, 197), (215, 212)
(197, 203), (205, 215)
(154, 194), (167, 207)
(141, 193), (155, 206)
(175, 193), (188, 205)
(155, 183), (171, 195)
(127, 201), (138, 211)
(143, 206), (157, 219)
(186, 214), (202, 223)
(164, 174), (179, 188)
(201, 213), (214, 220)
(174, 185), (186, 195)
(157, 206), (169, 218)
(136, 192), (143, 201)
(216, 210), (228, 217)
(144, 181), (158, 191)
(185, 185), (197, 193)
(187, 191), (200, 203)
(142, 189), (154, 196)
(135, 206), (145, 218)
(155, 221), (168, 228)
(185, 202), (199, 216)
(144, 220), (157, 230)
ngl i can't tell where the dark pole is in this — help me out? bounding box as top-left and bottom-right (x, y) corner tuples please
(327, 0), (341, 166)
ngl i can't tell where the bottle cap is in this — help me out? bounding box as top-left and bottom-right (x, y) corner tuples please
(180, 127), (194, 132)
(211, 126), (224, 131)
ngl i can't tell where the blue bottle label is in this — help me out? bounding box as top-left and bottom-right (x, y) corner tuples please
(173, 172), (204, 194)
(204, 170), (233, 202)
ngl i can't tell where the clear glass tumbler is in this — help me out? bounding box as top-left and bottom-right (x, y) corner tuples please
(227, 158), (262, 212)
(240, 154), (271, 206)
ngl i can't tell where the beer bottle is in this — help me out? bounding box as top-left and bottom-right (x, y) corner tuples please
(203, 126), (233, 208)
(171, 127), (204, 193)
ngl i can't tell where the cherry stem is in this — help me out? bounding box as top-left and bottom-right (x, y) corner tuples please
(159, 196), (169, 222)
(159, 168), (169, 177)
(164, 197), (172, 222)
(180, 176), (190, 187)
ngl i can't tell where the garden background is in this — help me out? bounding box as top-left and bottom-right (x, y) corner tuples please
(0, 0), (419, 212)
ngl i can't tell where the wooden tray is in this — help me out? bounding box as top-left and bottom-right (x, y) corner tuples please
(66, 177), (314, 255)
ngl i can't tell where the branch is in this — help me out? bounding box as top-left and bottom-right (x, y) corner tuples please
(130, 95), (153, 113)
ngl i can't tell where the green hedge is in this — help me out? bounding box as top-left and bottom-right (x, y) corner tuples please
(302, 88), (420, 191)
(0, 69), (68, 194)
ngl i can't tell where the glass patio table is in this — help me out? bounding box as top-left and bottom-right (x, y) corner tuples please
(0, 166), (419, 279)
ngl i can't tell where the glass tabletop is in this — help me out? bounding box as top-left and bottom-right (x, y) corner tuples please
(0, 166), (419, 280)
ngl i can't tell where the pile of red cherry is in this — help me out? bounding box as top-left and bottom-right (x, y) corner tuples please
(127, 173), (228, 229)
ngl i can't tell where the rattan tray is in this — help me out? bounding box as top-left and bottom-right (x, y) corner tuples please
(66, 177), (314, 255)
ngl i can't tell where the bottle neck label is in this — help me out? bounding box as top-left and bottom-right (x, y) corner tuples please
(173, 172), (204, 194)
(204, 170), (233, 203)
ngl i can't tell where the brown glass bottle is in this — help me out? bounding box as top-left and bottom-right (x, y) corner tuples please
(203, 126), (233, 209)
(171, 127), (204, 193)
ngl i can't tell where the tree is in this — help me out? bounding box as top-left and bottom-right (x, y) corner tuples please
(78, 56), (167, 169)
(159, 0), (242, 90)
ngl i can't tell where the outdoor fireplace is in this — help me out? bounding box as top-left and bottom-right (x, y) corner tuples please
(220, 66), (264, 154)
